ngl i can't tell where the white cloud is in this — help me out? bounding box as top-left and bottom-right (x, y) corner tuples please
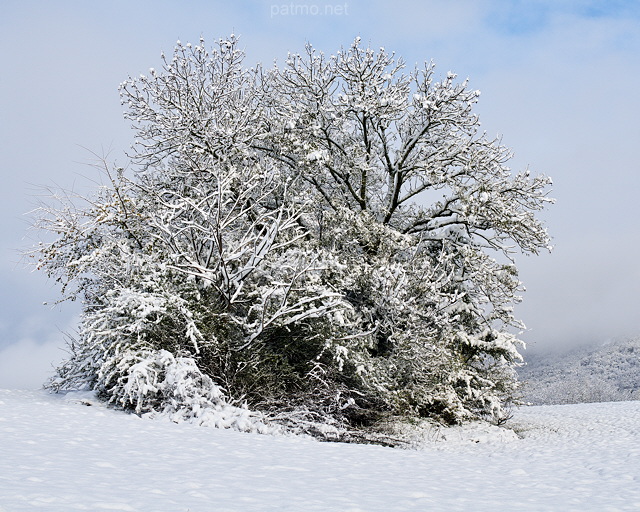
(0, 337), (66, 390)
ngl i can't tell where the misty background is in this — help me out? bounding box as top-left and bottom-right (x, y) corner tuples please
(1, 0), (639, 388)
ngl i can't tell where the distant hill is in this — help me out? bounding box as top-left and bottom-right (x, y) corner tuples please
(517, 336), (640, 405)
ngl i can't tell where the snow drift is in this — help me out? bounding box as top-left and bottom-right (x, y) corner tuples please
(1, 388), (639, 511)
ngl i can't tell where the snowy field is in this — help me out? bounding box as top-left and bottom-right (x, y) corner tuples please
(1, 389), (639, 511)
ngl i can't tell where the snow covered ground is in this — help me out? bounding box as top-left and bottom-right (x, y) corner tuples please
(1, 389), (639, 511)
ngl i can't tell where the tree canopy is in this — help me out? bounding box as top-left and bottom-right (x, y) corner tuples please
(32, 36), (553, 441)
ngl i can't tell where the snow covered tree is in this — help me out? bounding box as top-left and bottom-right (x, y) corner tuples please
(30, 36), (553, 438)
(260, 39), (554, 423)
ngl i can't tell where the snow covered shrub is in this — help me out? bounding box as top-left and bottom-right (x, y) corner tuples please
(101, 349), (268, 432)
(31, 36), (553, 439)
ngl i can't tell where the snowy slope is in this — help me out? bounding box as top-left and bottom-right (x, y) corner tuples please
(1, 389), (639, 511)
(519, 336), (640, 405)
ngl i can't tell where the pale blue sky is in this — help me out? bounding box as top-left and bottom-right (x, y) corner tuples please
(1, 0), (639, 387)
